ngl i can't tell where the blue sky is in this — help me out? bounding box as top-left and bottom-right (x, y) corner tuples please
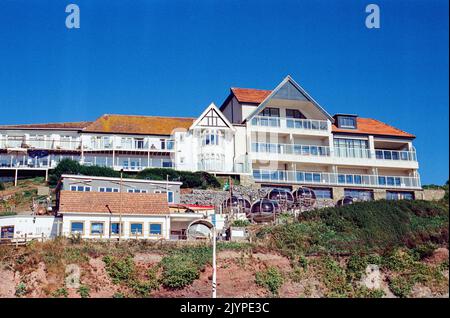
(0, 0), (448, 185)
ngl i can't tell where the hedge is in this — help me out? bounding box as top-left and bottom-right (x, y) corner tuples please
(136, 168), (220, 189)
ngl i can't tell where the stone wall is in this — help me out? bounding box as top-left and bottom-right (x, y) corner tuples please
(415, 189), (446, 201)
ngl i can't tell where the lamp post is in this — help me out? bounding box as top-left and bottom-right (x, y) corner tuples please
(211, 213), (217, 298)
(119, 169), (123, 242)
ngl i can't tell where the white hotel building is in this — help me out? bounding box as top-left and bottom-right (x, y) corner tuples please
(0, 76), (421, 201)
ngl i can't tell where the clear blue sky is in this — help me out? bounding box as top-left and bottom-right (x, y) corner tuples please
(0, 0), (448, 185)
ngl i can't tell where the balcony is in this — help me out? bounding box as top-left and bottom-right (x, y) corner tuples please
(0, 138), (81, 151)
(250, 116), (329, 135)
(252, 142), (331, 157)
(252, 169), (421, 189)
(83, 139), (175, 152)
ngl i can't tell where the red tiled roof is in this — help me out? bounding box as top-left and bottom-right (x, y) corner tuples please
(83, 114), (194, 135)
(231, 88), (272, 104)
(0, 122), (91, 130)
(332, 117), (415, 138)
(59, 190), (170, 215)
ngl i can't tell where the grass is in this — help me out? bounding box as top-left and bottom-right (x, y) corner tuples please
(255, 266), (284, 296)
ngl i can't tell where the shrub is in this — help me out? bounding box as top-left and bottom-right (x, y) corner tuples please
(15, 282), (27, 297)
(136, 168), (220, 189)
(255, 266), (284, 296)
(231, 219), (250, 227)
(52, 287), (69, 298)
(78, 285), (90, 298)
(388, 276), (413, 298)
(0, 182), (5, 191)
(300, 200), (449, 252)
(160, 246), (211, 289)
(103, 255), (136, 284)
(48, 159), (122, 186)
(346, 254), (382, 282)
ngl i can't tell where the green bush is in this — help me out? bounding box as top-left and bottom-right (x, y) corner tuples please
(52, 287), (68, 298)
(232, 219), (251, 227)
(103, 255), (136, 284)
(388, 276), (413, 298)
(48, 159), (122, 186)
(255, 266), (284, 296)
(300, 200), (449, 252)
(77, 285), (90, 298)
(15, 282), (27, 297)
(160, 246), (211, 289)
(0, 182), (5, 191)
(136, 168), (220, 189)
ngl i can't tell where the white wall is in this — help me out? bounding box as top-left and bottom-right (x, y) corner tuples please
(61, 213), (170, 240)
(0, 215), (60, 239)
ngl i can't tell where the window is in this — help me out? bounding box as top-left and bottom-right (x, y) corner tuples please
(344, 189), (373, 201)
(130, 223), (143, 236)
(90, 222), (104, 235)
(110, 222), (122, 235)
(337, 116), (357, 129)
(311, 188), (332, 199)
(286, 109), (305, 119)
(160, 139), (166, 150)
(134, 138), (145, 149)
(167, 191), (174, 203)
(260, 107), (280, 117)
(149, 223), (162, 235)
(203, 131), (220, 146)
(386, 191), (414, 200)
(70, 222), (84, 234)
(99, 187), (119, 193)
(127, 189), (147, 193)
(70, 185), (91, 192)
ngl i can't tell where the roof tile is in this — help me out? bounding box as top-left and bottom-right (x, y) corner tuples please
(231, 88), (272, 104)
(332, 117), (415, 138)
(83, 114), (194, 135)
(59, 190), (170, 215)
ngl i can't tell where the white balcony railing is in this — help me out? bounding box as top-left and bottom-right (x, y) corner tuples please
(0, 138), (81, 150)
(251, 143), (331, 157)
(252, 169), (421, 189)
(250, 143), (417, 163)
(83, 139), (175, 151)
(250, 116), (329, 131)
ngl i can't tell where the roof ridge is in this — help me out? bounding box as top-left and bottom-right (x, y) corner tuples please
(100, 114), (196, 120)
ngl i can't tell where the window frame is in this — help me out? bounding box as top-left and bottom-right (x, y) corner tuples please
(110, 222), (124, 236)
(70, 221), (85, 235)
(149, 223), (163, 236)
(99, 187), (119, 193)
(90, 221), (105, 236)
(129, 222), (144, 237)
(338, 116), (357, 129)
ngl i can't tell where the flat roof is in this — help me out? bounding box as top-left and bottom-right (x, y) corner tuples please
(61, 174), (183, 185)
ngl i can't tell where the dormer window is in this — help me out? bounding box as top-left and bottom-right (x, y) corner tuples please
(335, 114), (358, 129)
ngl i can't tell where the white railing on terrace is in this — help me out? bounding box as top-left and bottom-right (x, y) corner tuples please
(0, 138), (81, 150)
(250, 116), (329, 131)
(252, 169), (421, 189)
(0, 154), (174, 171)
(252, 143), (331, 157)
(251, 143), (417, 162)
(84, 139), (175, 151)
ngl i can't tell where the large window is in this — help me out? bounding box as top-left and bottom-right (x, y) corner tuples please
(386, 191), (414, 200)
(344, 189), (373, 201)
(334, 138), (369, 158)
(130, 223), (143, 236)
(149, 223), (162, 235)
(286, 109), (305, 119)
(70, 222), (84, 234)
(202, 130), (221, 146)
(310, 188), (333, 199)
(260, 107), (280, 117)
(90, 222), (104, 235)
